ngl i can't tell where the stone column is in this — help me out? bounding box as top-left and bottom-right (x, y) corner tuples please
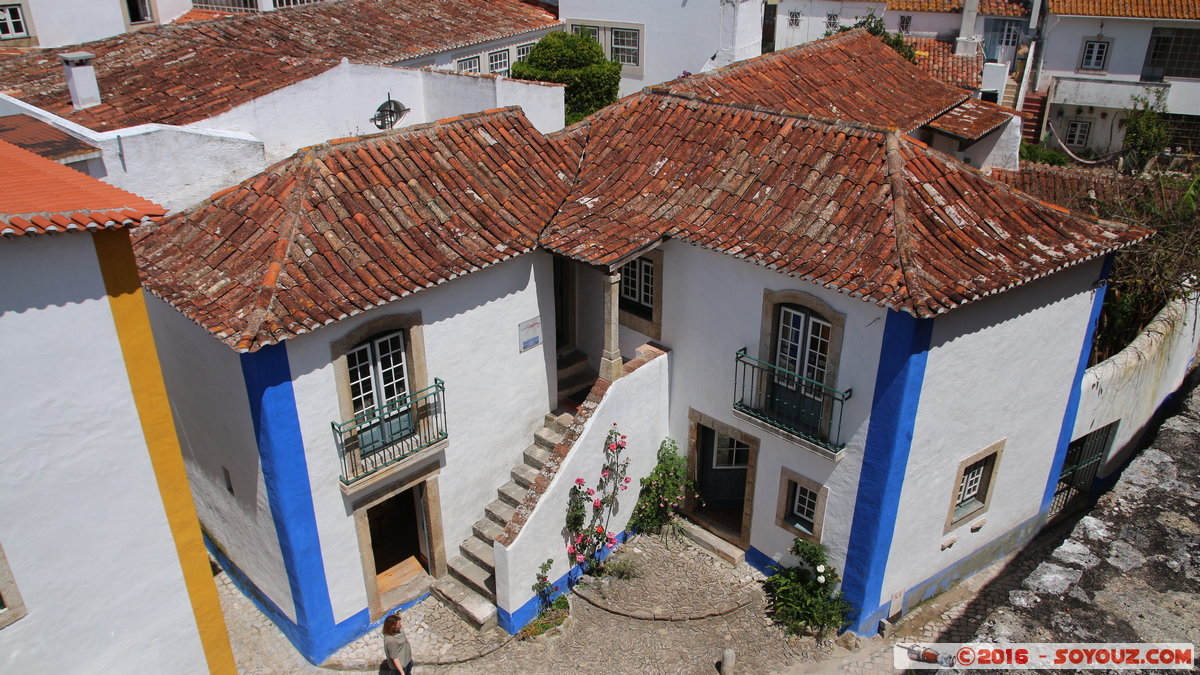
(599, 271), (624, 382)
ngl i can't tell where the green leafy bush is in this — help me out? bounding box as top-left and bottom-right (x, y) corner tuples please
(763, 539), (853, 639)
(1123, 89), (1171, 173)
(510, 31), (621, 125)
(1020, 141), (1070, 166)
(629, 438), (698, 533)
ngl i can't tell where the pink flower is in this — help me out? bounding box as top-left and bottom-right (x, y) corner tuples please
(605, 542), (614, 549)
(620, 434), (626, 439)
(574, 478), (585, 486)
(593, 499), (602, 509)
(609, 443), (617, 450)
(574, 534), (583, 544)
(624, 477), (632, 484)
(576, 554), (584, 562)
(618, 440), (626, 448)
(586, 488), (595, 496)
(596, 525), (604, 534)
(567, 545), (575, 553)
(602, 470), (609, 477)
(620, 485), (627, 491)
(554, 586), (559, 591)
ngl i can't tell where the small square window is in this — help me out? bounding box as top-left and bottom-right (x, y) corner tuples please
(713, 434), (750, 469)
(1080, 40), (1109, 70)
(0, 5), (27, 38)
(899, 15), (912, 35)
(488, 50), (510, 76)
(826, 13), (840, 32)
(945, 439), (1004, 532)
(571, 24), (600, 42)
(456, 56), (480, 74)
(1066, 120), (1091, 147)
(516, 43), (534, 62)
(776, 467), (827, 541)
(787, 11), (801, 27)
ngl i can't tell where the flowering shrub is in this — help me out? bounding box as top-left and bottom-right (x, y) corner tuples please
(763, 539), (853, 639)
(629, 438), (698, 533)
(531, 558), (559, 612)
(565, 424), (631, 570)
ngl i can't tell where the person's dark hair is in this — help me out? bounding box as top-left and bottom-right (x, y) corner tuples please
(382, 614), (401, 636)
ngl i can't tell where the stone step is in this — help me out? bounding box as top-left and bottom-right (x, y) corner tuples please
(432, 576), (497, 629)
(558, 367), (598, 399)
(556, 348), (588, 373)
(544, 411), (574, 434)
(511, 463), (540, 490)
(473, 517), (504, 543)
(534, 425), (564, 450)
(460, 535), (495, 572)
(485, 498), (517, 526)
(498, 480), (528, 507)
(678, 519), (746, 566)
(448, 554), (495, 600)
(523, 443), (553, 470)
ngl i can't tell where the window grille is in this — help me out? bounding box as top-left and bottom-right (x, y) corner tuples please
(192, 0), (257, 12)
(825, 13), (840, 31)
(787, 11), (801, 27)
(1142, 28), (1200, 81)
(899, 15), (912, 35)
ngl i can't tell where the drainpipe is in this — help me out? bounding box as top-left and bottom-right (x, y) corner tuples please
(599, 272), (624, 382)
(59, 52), (100, 109)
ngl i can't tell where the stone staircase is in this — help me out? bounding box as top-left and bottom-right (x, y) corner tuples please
(1001, 76), (1020, 110)
(557, 348), (597, 401)
(432, 411), (574, 628)
(1020, 92), (1048, 144)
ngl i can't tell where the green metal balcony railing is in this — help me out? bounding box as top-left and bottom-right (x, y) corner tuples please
(332, 379), (447, 485)
(733, 349), (852, 451)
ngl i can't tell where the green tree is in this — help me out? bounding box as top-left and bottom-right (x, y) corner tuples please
(828, 12), (916, 64)
(510, 31), (621, 125)
(1123, 89), (1171, 173)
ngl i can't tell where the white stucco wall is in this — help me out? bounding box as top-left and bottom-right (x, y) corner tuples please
(881, 259), (1104, 610)
(393, 30), (557, 72)
(145, 294), (297, 622)
(969, 114), (1022, 172)
(653, 240), (888, 572)
(1075, 293), (1200, 477)
(155, 0), (193, 23)
(24, 0), (128, 47)
(0, 233), (207, 673)
(285, 254), (556, 622)
(493, 352), (670, 614)
(774, 0), (887, 49)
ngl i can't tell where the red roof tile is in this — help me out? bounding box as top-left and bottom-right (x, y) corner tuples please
(927, 98), (1016, 139)
(990, 163), (1181, 211)
(888, 0), (1032, 16)
(908, 37), (984, 90)
(170, 8), (235, 23)
(133, 108), (576, 352)
(1048, 0), (1200, 17)
(0, 140), (163, 237)
(0, 113), (98, 161)
(0, 0), (560, 132)
(541, 93), (1145, 318)
(663, 30), (969, 133)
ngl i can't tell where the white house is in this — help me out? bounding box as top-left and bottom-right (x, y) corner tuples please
(0, 140), (236, 674)
(1034, 0), (1200, 156)
(0, 0), (194, 48)
(130, 31), (1146, 661)
(0, 0), (564, 209)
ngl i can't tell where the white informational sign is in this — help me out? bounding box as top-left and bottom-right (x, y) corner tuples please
(519, 316), (542, 352)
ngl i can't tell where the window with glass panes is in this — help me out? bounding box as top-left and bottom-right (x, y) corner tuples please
(954, 455), (993, 517)
(611, 28), (640, 66)
(516, 43), (534, 62)
(713, 435), (750, 468)
(825, 13), (839, 31)
(1142, 28), (1200, 81)
(1065, 120), (1091, 147)
(776, 306), (831, 389)
(346, 333), (409, 416)
(571, 24), (600, 41)
(457, 56), (480, 74)
(788, 11), (801, 27)
(0, 5), (26, 38)
(619, 257), (654, 319)
(788, 481), (818, 533)
(899, 15), (912, 34)
(1081, 40), (1109, 70)
(489, 50), (510, 76)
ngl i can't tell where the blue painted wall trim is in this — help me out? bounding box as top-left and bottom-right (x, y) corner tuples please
(745, 546), (778, 576)
(841, 311), (933, 636)
(497, 529), (631, 635)
(241, 343), (379, 664)
(1041, 254), (1113, 513)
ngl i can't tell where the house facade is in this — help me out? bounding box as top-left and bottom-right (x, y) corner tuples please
(1035, 0), (1200, 156)
(0, 0), (193, 48)
(0, 140), (235, 673)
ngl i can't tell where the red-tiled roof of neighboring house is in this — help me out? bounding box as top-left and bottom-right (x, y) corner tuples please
(887, 0), (1032, 16)
(991, 163), (1181, 211)
(136, 97), (1147, 351)
(1048, 0), (1200, 18)
(0, 140), (163, 237)
(927, 98), (1019, 138)
(170, 8), (234, 23)
(908, 37), (983, 90)
(541, 92), (1143, 318)
(663, 30), (1014, 141)
(0, 0), (561, 132)
(0, 113), (98, 161)
(134, 108), (577, 352)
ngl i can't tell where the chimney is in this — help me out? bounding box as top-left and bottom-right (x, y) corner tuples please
(959, 0), (980, 43)
(59, 52), (100, 109)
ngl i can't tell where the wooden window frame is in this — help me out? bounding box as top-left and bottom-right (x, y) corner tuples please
(617, 248), (663, 340)
(775, 467), (828, 543)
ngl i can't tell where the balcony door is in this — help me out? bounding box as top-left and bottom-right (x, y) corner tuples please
(347, 332), (413, 453)
(771, 306), (832, 438)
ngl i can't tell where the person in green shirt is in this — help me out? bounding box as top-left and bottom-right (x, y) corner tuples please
(381, 614), (413, 674)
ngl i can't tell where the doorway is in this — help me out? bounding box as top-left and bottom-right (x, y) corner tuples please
(1049, 421), (1118, 520)
(553, 256), (576, 354)
(686, 410), (758, 549)
(367, 485), (428, 595)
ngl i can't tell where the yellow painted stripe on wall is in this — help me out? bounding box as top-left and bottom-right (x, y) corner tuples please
(92, 229), (237, 675)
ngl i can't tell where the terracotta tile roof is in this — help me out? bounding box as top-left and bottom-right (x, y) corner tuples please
(927, 98), (1016, 138)
(133, 108), (576, 352)
(171, 9), (235, 23)
(663, 30), (969, 133)
(1048, 0), (1200, 18)
(138, 96), (1147, 350)
(0, 0), (561, 132)
(991, 163), (1181, 211)
(541, 93), (1146, 318)
(887, 0), (1032, 16)
(908, 37), (983, 90)
(0, 140), (164, 237)
(0, 113), (98, 161)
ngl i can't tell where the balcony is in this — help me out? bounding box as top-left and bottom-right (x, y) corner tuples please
(732, 349), (851, 455)
(1050, 76), (1170, 111)
(332, 379), (447, 485)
